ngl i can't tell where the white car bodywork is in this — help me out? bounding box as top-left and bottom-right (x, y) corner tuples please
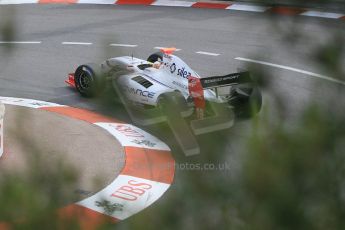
(101, 53), (223, 107)
(68, 49), (260, 120)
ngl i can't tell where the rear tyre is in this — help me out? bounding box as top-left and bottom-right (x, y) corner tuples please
(157, 91), (188, 111)
(231, 86), (262, 118)
(74, 63), (105, 97)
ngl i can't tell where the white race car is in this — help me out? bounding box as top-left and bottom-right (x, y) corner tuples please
(66, 48), (262, 120)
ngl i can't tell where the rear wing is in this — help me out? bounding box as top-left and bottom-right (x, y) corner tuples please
(200, 71), (252, 89)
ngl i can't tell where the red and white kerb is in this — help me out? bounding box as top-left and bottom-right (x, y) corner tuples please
(0, 96), (175, 229)
(0, 1), (344, 20)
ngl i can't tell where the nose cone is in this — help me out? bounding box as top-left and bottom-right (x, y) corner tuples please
(160, 47), (177, 55)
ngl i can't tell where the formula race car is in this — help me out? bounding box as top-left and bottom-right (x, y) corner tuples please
(66, 48), (262, 121)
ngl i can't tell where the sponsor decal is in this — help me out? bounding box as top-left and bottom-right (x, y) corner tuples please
(161, 62), (190, 79)
(121, 85), (155, 99)
(115, 124), (145, 138)
(115, 125), (158, 147)
(131, 139), (156, 147)
(177, 67), (191, 79)
(111, 180), (153, 201)
(200, 71), (251, 88)
(170, 63), (176, 74)
(203, 74), (240, 84)
(172, 80), (188, 90)
(163, 53), (172, 60)
(77, 175), (171, 220)
(94, 123), (170, 151)
(0, 97), (62, 108)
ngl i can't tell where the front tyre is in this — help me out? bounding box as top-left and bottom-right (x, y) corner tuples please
(74, 63), (104, 97)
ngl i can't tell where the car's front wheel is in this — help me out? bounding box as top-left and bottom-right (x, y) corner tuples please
(74, 63), (104, 97)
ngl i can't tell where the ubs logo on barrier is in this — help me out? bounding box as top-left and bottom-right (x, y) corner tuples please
(114, 124), (144, 138)
(111, 180), (153, 201)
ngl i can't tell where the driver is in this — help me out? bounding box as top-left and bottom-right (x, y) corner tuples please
(152, 61), (161, 69)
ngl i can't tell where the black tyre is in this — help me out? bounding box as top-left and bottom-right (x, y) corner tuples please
(74, 63), (105, 97)
(157, 91), (188, 111)
(147, 52), (163, 63)
(231, 86), (262, 118)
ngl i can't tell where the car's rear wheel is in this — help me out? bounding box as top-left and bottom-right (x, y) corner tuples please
(157, 91), (188, 111)
(230, 86), (262, 118)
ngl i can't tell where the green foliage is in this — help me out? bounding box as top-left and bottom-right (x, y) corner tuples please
(0, 156), (80, 229)
(237, 105), (345, 230)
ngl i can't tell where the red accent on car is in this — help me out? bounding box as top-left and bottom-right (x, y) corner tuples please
(65, 73), (76, 88)
(188, 76), (205, 109)
(160, 47), (177, 55)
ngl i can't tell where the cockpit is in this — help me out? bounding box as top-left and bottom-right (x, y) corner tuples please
(137, 63), (153, 70)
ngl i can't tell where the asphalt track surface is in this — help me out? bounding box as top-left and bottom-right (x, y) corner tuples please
(0, 3), (345, 222)
(0, 5), (344, 114)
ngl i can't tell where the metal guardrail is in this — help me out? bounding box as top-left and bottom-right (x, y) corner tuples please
(0, 102), (4, 157)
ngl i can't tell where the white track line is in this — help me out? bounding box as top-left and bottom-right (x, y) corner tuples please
(235, 57), (345, 86)
(196, 51), (220, 56)
(77, 0), (117, 4)
(152, 0), (195, 7)
(227, 4), (268, 12)
(109, 43), (138, 47)
(300, 11), (344, 19)
(0, 41), (41, 44)
(0, 0), (38, 4)
(62, 42), (93, 45)
(154, 47), (181, 51)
